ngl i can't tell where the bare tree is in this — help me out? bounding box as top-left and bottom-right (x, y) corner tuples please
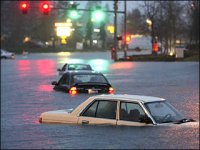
(157, 1), (185, 54)
(141, 1), (160, 54)
(187, 0), (199, 48)
(141, 1), (187, 54)
(126, 9), (147, 35)
(1, 1), (58, 49)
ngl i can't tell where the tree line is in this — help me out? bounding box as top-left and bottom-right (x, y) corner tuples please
(1, 1), (112, 50)
(1, 1), (199, 52)
(125, 1), (199, 52)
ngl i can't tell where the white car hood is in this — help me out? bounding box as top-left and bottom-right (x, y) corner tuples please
(157, 121), (199, 128)
(40, 109), (74, 124)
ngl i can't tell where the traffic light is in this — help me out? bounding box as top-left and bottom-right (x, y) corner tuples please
(92, 6), (105, 22)
(40, 2), (51, 15)
(124, 35), (132, 44)
(111, 46), (116, 51)
(117, 35), (122, 41)
(69, 4), (80, 19)
(19, 1), (29, 14)
(114, 0), (118, 11)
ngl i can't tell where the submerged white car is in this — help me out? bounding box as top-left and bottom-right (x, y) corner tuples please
(1, 49), (15, 59)
(39, 94), (195, 126)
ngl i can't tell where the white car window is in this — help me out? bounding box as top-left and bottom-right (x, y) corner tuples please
(145, 101), (184, 123)
(120, 102), (145, 122)
(82, 101), (98, 117)
(58, 74), (69, 85)
(147, 102), (176, 117)
(68, 64), (92, 70)
(82, 100), (117, 120)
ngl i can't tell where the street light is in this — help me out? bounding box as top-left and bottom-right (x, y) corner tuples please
(146, 19), (152, 30)
(146, 18), (157, 55)
(146, 19), (152, 25)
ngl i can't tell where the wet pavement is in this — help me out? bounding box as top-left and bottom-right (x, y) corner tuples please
(1, 52), (199, 149)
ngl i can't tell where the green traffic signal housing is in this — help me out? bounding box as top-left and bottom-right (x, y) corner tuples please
(68, 4), (80, 19)
(69, 10), (79, 19)
(92, 6), (105, 22)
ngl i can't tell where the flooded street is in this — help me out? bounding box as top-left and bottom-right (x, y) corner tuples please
(1, 52), (199, 149)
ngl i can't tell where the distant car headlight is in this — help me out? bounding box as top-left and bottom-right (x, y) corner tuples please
(108, 87), (115, 94)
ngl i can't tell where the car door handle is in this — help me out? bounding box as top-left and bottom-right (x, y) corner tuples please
(82, 120), (89, 124)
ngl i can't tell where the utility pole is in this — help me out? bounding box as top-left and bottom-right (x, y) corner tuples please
(123, 0), (127, 58)
(151, 18), (156, 55)
(113, 0), (118, 61)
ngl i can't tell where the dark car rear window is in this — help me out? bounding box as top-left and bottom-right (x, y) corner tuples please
(72, 74), (108, 84)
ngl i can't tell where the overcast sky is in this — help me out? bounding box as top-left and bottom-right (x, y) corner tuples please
(104, 1), (142, 12)
(76, 1), (142, 12)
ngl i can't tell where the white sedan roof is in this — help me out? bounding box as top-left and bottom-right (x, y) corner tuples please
(91, 94), (165, 103)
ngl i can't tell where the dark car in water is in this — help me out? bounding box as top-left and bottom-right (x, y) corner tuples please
(52, 71), (115, 95)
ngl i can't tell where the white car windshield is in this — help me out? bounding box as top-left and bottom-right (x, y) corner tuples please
(68, 64), (92, 70)
(145, 101), (184, 123)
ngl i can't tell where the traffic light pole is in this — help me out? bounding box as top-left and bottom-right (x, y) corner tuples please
(54, 3), (123, 62)
(17, 1), (125, 61)
(123, 0), (127, 59)
(114, 0), (118, 61)
(52, 7), (125, 14)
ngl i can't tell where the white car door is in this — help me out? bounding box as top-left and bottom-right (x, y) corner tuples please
(78, 117), (116, 125)
(77, 99), (117, 125)
(117, 120), (147, 126)
(117, 101), (152, 126)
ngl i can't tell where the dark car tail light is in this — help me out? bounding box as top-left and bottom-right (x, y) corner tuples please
(39, 117), (42, 123)
(108, 87), (115, 94)
(69, 87), (78, 95)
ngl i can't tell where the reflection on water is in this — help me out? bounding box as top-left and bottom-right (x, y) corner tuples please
(88, 59), (110, 72)
(17, 59), (56, 77)
(110, 62), (135, 70)
(17, 60), (31, 77)
(57, 56), (111, 73)
(1, 53), (199, 149)
(36, 60), (56, 76)
(37, 84), (53, 92)
(17, 60), (31, 71)
(58, 58), (85, 64)
(57, 52), (71, 57)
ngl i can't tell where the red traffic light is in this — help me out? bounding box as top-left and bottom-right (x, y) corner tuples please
(19, 1), (29, 14)
(124, 35), (132, 44)
(40, 2), (51, 15)
(111, 47), (116, 51)
(117, 36), (122, 41)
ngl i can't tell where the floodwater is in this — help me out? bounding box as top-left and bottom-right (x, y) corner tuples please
(1, 52), (199, 149)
